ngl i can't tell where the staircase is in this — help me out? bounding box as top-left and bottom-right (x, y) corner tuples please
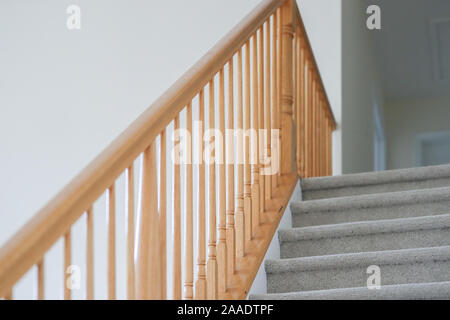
(251, 164), (450, 299)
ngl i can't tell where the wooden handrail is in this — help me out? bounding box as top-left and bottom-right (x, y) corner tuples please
(0, 0), (336, 300)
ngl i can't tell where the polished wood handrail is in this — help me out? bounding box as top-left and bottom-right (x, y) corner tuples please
(0, 0), (336, 300)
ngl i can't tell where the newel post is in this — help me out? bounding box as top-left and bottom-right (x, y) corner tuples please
(280, 0), (295, 175)
(136, 142), (161, 299)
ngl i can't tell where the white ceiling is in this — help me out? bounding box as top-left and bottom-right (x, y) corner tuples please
(370, 0), (450, 101)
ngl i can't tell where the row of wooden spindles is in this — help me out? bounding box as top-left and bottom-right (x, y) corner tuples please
(2, 194), (127, 301)
(135, 23), (284, 296)
(2, 1), (335, 300)
(293, 22), (334, 178)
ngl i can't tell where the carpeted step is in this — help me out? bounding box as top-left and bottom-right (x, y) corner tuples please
(266, 246), (450, 293)
(291, 186), (450, 227)
(302, 164), (450, 200)
(279, 214), (450, 258)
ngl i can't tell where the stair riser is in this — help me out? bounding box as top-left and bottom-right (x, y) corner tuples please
(280, 228), (450, 258)
(267, 260), (450, 293)
(303, 178), (450, 200)
(292, 200), (450, 227)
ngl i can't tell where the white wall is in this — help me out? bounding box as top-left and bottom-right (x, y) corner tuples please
(342, 0), (385, 174)
(385, 96), (450, 170)
(0, 0), (342, 299)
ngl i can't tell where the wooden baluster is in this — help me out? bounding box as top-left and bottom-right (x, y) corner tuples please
(185, 103), (194, 299)
(295, 33), (301, 176)
(173, 115), (182, 300)
(86, 206), (94, 300)
(265, 19), (272, 201)
(258, 26), (265, 218)
(325, 114), (328, 176)
(160, 129), (167, 299)
(207, 79), (218, 299)
(316, 87), (320, 177)
(236, 48), (245, 258)
(323, 104), (328, 176)
(195, 89), (207, 299)
(314, 83), (317, 177)
(293, 30), (297, 128)
(310, 74), (314, 178)
(276, 8), (282, 183)
(312, 69), (317, 177)
(271, 12), (279, 190)
(107, 184), (116, 300)
(325, 108), (329, 176)
(307, 64), (313, 178)
(313, 78), (318, 177)
(316, 82), (320, 177)
(303, 59), (308, 177)
(328, 108), (332, 175)
(322, 100), (326, 176)
(328, 114), (333, 175)
(136, 143), (161, 299)
(324, 114), (328, 176)
(280, 1), (294, 175)
(298, 41), (306, 177)
(327, 115), (330, 176)
(318, 99), (322, 176)
(64, 228), (71, 300)
(319, 98), (323, 176)
(218, 68), (227, 295)
(320, 106), (323, 176)
(297, 32), (302, 176)
(126, 166), (135, 300)
(304, 62), (309, 177)
(226, 59), (236, 277)
(316, 93), (320, 177)
(244, 40), (252, 244)
(293, 30), (298, 172)
(311, 73), (316, 177)
(327, 115), (332, 175)
(251, 33), (260, 237)
(319, 89), (322, 176)
(37, 259), (44, 300)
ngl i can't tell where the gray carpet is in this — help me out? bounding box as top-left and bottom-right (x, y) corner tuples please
(250, 164), (450, 300)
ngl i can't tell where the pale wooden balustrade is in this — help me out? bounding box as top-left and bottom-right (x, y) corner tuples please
(0, 0), (335, 300)
(292, 0), (336, 178)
